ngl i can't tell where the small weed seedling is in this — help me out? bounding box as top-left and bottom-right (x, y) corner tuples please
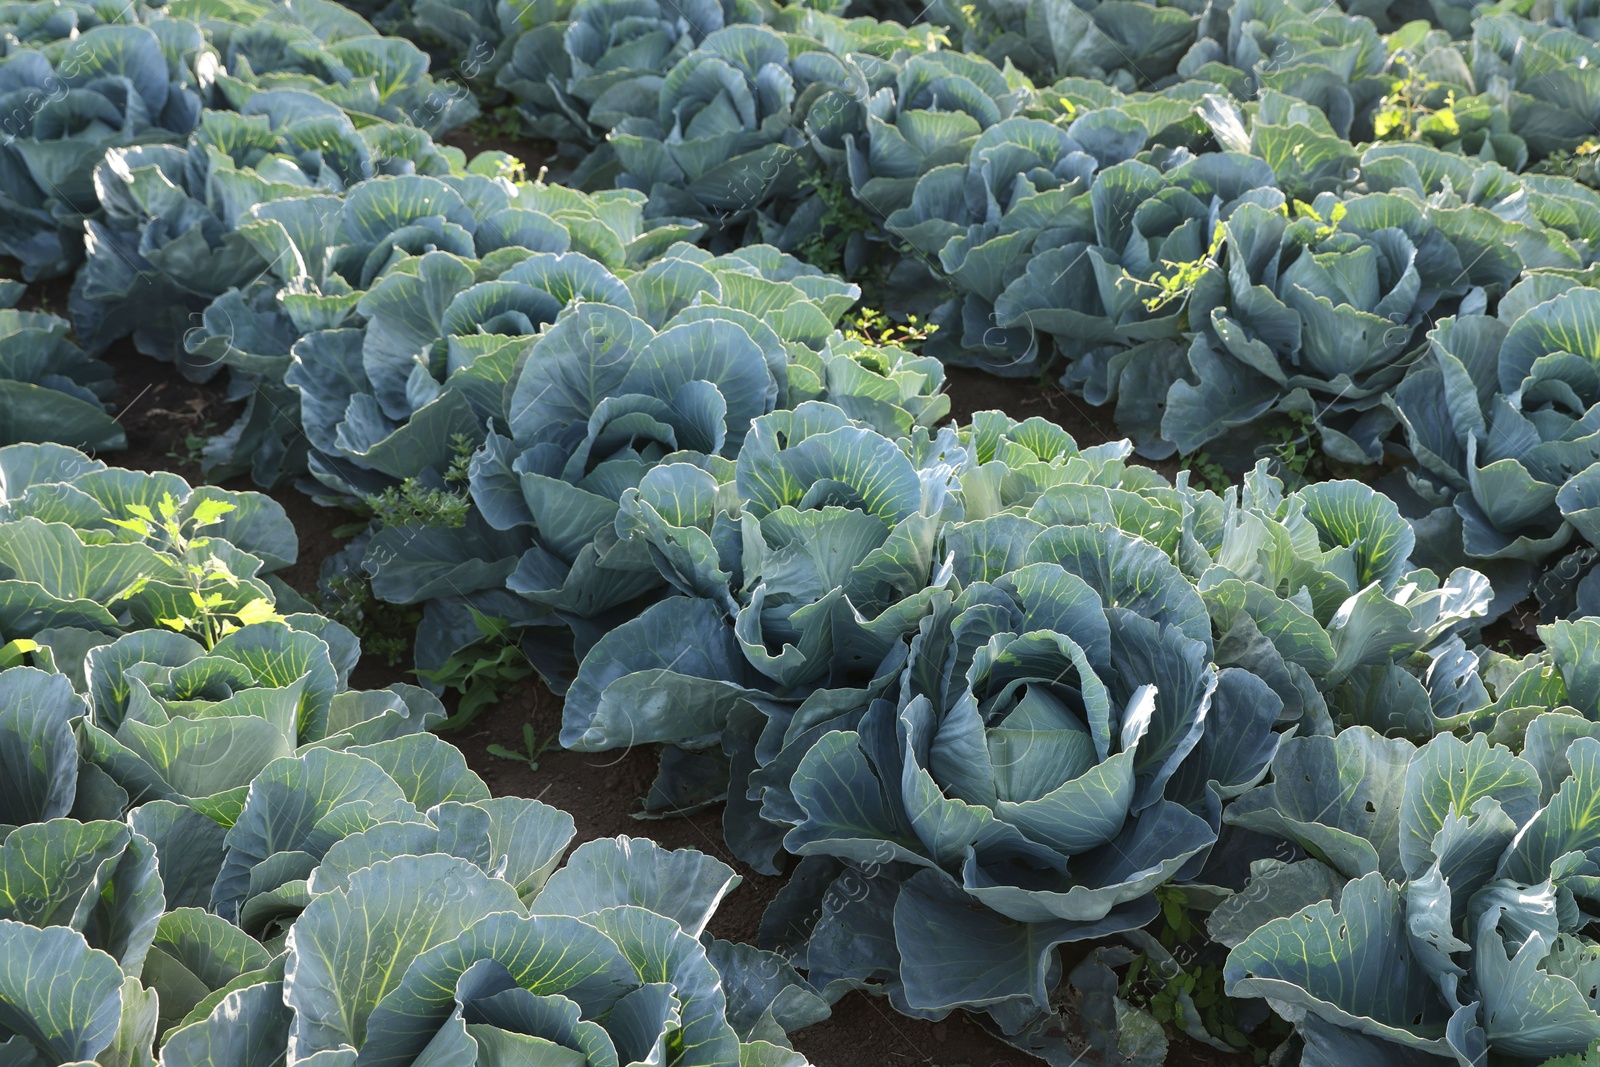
(417, 608), (534, 731)
(487, 722), (559, 772)
(841, 306), (937, 352)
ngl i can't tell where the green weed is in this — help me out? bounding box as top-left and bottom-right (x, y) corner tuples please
(486, 722), (559, 772)
(366, 433), (476, 529)
(417, 608), (535, 731)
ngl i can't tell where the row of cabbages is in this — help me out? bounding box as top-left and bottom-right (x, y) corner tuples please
(162, 0), (1600, 627)
(0, 441), (825, 1066)
(332, 0), (1600, 245)
(44, 0), (1600, 625)
(0, 0), (478, 283)
(533, 397), (1600, 1063)
(73, 134), (710, 486)
(349, 0), (1600, 168)
(9, 384), (1600, 1064)
(299, 0), (1600, 619)
(63, 122), (956, 681)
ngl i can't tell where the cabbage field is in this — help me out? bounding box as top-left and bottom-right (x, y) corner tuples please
(8, 0), (1600, 1062)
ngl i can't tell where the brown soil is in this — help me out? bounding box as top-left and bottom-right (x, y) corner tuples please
(439, 126), (569, 183)
(943, 365), (1099, 430)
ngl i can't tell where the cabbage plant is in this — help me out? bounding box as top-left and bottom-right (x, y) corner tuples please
(0, 608), (443, 831)
(177, 168), (700, 485)
(0, 441), (299, 645)
(1359, 141), (1600, 261)
(1391, 274), (1600, 614)
(0, 22), (203, 279)
(928, 0), (1201, 89)
(1154, 173), (1572, 464)
(1470, 12), (1600, 161)
(160, 830), (825, 1066)
(174, 0), (479, 135)
(1177, 0), (1390, 140)
(884, 111), (1147, 376)
(77, 621), (447, 824)
(755, 463), (1488, 1058)
(817, 49), (1024, 222)
(605, 24), (826, 232)
(1, 708), (827, 1065)
(493, 0), (773, 148)
(760, 485), (1282, 1055)
(788, 46), (1047, 280)
(0, 284), (122, 453)
(560, 399), (969, 868)
(994, 148), (1278, 431)
(1216, 679), (1600, 1064)
(1177, 462), (1492, 740)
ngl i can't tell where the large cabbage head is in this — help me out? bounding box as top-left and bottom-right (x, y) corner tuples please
(1392, 274), (1600, 612)
(1218, 692), (1600, 1063)
(769, 509), (1284, 1051)
(0, 23), (201, 278)
(609, 25), (810, 224)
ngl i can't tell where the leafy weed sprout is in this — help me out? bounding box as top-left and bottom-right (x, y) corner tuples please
(1179, 451), (1232, 494)
(1130, 221), (1226, 315)
(1121, 887), (1290, 1062)
(416, 607), (535, 731)
(1374, 55), (1456, 143)
(468, 103), (525, 142)
(166, 420), (217, 470)
(794, 161), (876, 280)
(841, 306), (937, 352)
(366, 433), (476, 529)
(1536, 140), (1600, 186)
(486, 721), (560, 772)
(319, 571), (421, 667)
(109, 494), (283, 648)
